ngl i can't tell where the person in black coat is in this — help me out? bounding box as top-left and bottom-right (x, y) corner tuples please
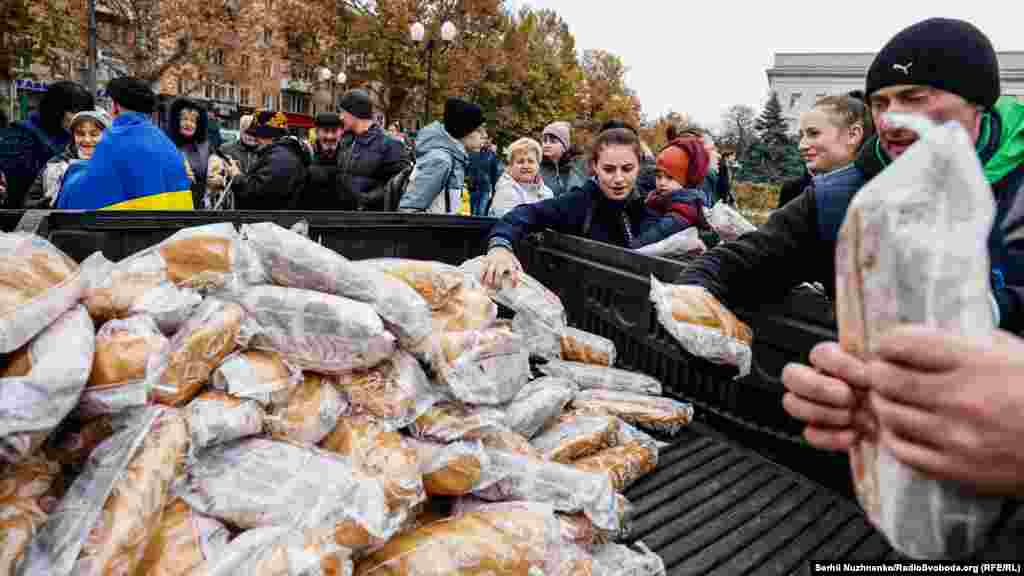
(232, 111), (311, 210)
(166, 98), (212, 207)
(302, 112), (344, 209)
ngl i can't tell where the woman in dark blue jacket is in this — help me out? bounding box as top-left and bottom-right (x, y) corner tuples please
(480, 127), (668, 288)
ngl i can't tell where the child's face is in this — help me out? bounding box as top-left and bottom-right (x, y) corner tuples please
(798, 108), (857, 174)
(655, 170), (683, 195)
(74, 120), (104, 160)
(509, 151), (539, 183)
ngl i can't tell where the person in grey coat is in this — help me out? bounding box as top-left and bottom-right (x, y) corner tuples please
(398, 97), (486, 214)
(540, 121), (587, 197)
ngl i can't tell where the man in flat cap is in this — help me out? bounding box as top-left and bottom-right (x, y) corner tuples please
(57, 76), (193, 209)
(302, 112), (344, 207)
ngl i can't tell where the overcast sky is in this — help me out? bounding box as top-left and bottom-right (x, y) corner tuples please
(512, 0), (1022, 130)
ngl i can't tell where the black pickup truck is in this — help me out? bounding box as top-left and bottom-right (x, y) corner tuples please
(7, 210), (1021, 574)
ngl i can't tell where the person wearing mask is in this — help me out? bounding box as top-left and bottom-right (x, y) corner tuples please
(57, 77), (192, 210)
(399, 97), (486, 214)
(167, 98), (216, 207)
(469, 131), (501, 216)
(0, 81), (94, 208)
(540, 121), (587, 199)
(221, 114), (259, 176)
(231, 110), (311, 210)
(642, 137), (712, 241)
(25, 110), (111, 208)
(328, 90), (409, 211)
(488, 137), (554, 218)
(302, 112), (344, 208)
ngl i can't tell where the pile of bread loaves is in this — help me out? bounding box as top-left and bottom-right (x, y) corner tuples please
(0, 221), (691, 576)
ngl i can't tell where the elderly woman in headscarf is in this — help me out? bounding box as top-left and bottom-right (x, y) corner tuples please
(25, 109), (111, 208)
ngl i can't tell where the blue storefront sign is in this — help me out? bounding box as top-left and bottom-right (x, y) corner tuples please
(15, 79), (49, 93)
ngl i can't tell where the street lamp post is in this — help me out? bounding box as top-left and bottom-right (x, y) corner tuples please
(410, 20), (456, 127)
(317, 67), (348, 112)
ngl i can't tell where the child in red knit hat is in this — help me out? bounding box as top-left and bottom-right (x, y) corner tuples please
(644, 137), (712, 237)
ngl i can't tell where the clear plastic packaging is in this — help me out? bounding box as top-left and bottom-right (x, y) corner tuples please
(837, 116), (1005, 560)
(0, 458), (61, 575)
(45, 416), (116, 469)
(16, 406), (189, 576)
(136, 498), (231, 576)
(572, 441), (659, 492)
(531, 413), (620, 464)
(706, 202), (757, 242)
(211, 350), (302, 408)
(0, 305), (94, 464)
(0, 232), (82, 353)
(80, 315), (167, 419)
(511, 311), (564, 359)
(333, 351), (439, 432)
(480, 428), (543, 458)
(149, 298), (245, 406)
(266, 373), (348, 445)
(560, 327), (617, 367)
(460, 256), (567, 331)
(241, 222), (434, 351)
(591, 542), (666, 576)
(571, 390), (694, 436)
(649, 276), (752, 378)
(185, 391), (266, 452)
(634, 227), (706, 258)
(405, 437), (489, 496)
(236, 285), (396, 374)
(408, 402), (506, 443)
(436, 325), (531, 405)
(538, 359), (662, 396)
(206, 525), (354, 576)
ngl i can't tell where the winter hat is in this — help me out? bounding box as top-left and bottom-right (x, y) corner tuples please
(315, 112), (343, 128)
(69, 110), (111, 132)
(338, 89), (374, 120)
(107, 77), (156, 113)
(657, 138), (710, 188)
(866, 18), (1000, 109)
(443, 98), (484, 140)
(542, 121), (571, 151)
(248, 110), (289, 139)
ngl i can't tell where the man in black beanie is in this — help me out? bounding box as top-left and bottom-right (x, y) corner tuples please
(302, 112), (344, 208)
(399, 97), (486, 213)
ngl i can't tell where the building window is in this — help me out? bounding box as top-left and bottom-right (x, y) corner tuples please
(789, 92), (801, 109)
(212, 49), (224, 66)
(240, 88), (250, 105)
(228, 83), (237, 102)
(241, 55), (250, 69)
(263, 93), (273, 110)
(205, 83), (214, 99)
(261, 27), (273, 46)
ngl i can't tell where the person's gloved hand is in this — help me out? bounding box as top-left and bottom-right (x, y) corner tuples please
(480, 246), (523, 290)
(668, 285), (752, 344)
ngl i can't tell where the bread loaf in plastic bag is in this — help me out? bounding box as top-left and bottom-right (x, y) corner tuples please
(136, 498), (231, 576)
(560, 327), (617, 367)
(46, 416), (116, 469)
(706, 202), (756, 242)
(185, 391), (266, 452)
(479, 428), (543, 458)
(592, 542), (666, 576)
(405, 437), (489, 496)
(499, 377), (576, 439)
(81, 315), (167, 419)
(531, 412), (620, 463)
(461, 256), (567, 329)
(571, 390), (693, 436)
(538, 359), (662, 396)
(16, 406), (188, 576)
(333, 350), (438, 431)
(241, 222), (434, 352)
(211, 349), (302, 408)
(436, 324), (531, 405)
(409, 402), (506, 443)
(1, 305), (94, 464)
(634, 227), (706, 258)
(267, 372), (348, 445)
(237, 285), (395, 374)
(572, 441), (658, 492)
(0, 233), (82, 353)
(149, 297), (244, 406)
(206, 525), (354, 576)
(650, 277), (752, 377)
(0, 458), (61, 574)
(836, 116), (1005, 560)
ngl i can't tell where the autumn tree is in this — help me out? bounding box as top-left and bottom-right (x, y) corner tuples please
(1, 0), (84, 82)
(719, 104), (757, 159)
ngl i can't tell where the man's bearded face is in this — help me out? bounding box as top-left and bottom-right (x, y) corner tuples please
(317, 126), (343, 152)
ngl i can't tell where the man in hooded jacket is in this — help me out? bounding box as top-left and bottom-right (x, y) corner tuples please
(232, 111), (311, 210)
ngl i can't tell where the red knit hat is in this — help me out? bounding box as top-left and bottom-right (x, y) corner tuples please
(656, 138), (710, 188)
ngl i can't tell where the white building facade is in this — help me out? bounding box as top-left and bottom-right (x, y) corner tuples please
(766, 51), (1024, 131)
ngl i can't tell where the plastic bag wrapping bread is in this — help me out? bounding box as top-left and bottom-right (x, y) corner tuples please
(334, 351), (439, 431)
(136, 498), (231, 576)
(531, 412), (620, 464)
(538, 359), (662, 396)
(479, 428), (543, 459)
(571, 390), (694, 436)
(319, 416), (425, 522)
(649, 277), (752, 378)
(474, 450), (622, 533)
(499, 377), (576, 439)
(591, 542), (666, 576)
(267, 373), (348, 445)
(560, 327), (617, 367)
(175, 438), (407, 550)
(237, 285), (396, 374)
(241, 222), (434, 353)
(835, 116), (1004, 560)
(353, 501), (578, 576)
(16, 406), (188, 576)
(706, 202), (756, 242)
(0, 458), (61, 575)
(365, 258), (498, 333)
(571, 441), (658, 492)
(206, 525), (354, 576)
(634, 227), (706, 258)
(405, 437), (489, 497)
(408, 402), (506, 443)
(0, 232), (82, 353)
(1, 305), (94, 464)
(80, 315), (167, 419)
(46, 416), (116, 469)
(185, 391), (266, 452)
(211, 349), (302, 408)
(511, 312), (565, 359)
(149, 298), (244, 406)
(435, 325), (530, 405)
(80, 252), (202, 335)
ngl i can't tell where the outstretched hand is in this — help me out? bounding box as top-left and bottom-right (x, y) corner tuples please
(480, 247), (522, 291)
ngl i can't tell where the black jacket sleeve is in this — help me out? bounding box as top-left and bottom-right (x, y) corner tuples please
(995, 170), (1024, 334)
(235, 145), (299, 209)
(716, 160), (734, 205)
(486, 192), (584, 250)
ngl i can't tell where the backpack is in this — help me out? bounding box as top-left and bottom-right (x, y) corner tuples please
(382, 162), (414, 211)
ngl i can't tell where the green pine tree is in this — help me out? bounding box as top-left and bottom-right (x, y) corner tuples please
(755, 92), (790, 147)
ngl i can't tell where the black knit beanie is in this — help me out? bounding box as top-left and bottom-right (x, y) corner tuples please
(339, 89), (374, 120)
(866, 18), (1000, 109)
(443, 98), (484, 140)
